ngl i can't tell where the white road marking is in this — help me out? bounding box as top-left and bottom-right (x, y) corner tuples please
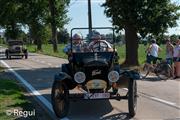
(55, 65), (60, 68)
(36, 59), (40, 62)
(141, 93), (180, 109)
(0, 60), (69, 120)
(123, 88), (180, 109)
(40, 61), (45, 63)
(150, 97), (176, 106)
(48, 63), (52, 66)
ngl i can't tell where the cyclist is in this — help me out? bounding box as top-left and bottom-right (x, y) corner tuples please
(146, 39), (162, 65)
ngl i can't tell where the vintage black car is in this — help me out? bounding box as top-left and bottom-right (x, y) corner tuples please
(51, 27), (139, 118)
(5, 40), (28, 59)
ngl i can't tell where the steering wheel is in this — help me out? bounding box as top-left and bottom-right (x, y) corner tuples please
(89, 40), (109, 52)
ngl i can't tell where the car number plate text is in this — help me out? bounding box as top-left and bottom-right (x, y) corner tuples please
(84, 93), (110, 99)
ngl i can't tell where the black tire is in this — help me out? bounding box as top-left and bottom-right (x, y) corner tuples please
(155, 63), (171, 80)
(5, 50), (9, 59)
(6, 54), (9, 59)
(128, 79), (137, 117)
(140, 63), (150, 79)
(25, 54), (28, 59)
(24, 51), (28, 59)
(51, 81), (69, 118)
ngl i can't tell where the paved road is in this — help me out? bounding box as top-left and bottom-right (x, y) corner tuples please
(0, 50), (180, 120)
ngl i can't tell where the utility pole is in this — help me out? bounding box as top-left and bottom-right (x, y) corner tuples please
(88, 0), (92, 40)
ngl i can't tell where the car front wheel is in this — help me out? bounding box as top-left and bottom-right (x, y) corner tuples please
(128, 79), (137, 117)
(51, 81), (69, 118)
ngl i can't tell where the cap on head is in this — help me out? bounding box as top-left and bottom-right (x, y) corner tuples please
(91, 30), (101, 40)
(151, 39), (156, 43)
(166, 38), (171, 43)
(72, 33), (82, 40)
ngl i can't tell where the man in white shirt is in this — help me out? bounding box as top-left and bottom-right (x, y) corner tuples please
(146, 39), (161, 64)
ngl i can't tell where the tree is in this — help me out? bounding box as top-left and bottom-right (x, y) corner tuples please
(57, 29), (70, 44)
(0, 0), (23, 40)
(20, 0), (48, 51)
(0, 0), (70, 52)
(48, 0), (70, 52)
(103, 0), (180, 66)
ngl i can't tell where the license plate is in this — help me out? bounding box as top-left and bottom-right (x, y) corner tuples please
(84, 93), (110, 99)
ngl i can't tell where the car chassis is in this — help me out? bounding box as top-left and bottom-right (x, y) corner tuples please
(51, 27), (140, 118)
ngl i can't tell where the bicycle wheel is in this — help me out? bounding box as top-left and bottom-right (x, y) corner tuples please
(140, 63), (150, 79)
(155, 63), (172, 80)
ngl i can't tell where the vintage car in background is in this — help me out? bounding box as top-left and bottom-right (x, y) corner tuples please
(5, 40), (28, 59)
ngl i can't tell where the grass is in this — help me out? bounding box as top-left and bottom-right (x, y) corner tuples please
(27, 44), (67, 59)
(0, 79), (33, 119)
(27, 44), (166, 65)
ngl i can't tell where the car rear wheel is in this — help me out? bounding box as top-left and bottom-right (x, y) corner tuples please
(24, 51), (28, 59)
(25, 54), (28, 59)
(6, 54), (9, 59)
(51, 81), (69, 118)
(128, 79), (137, 117)
(5, 50), (9, 59)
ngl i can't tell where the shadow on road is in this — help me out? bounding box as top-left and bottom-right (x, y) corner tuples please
(140, 77), (163, 81)
(1, 62), (132, 119)
(68, 100), (113, 119)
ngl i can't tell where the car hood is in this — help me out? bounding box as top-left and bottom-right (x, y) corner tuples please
(72, 52), (114, 67)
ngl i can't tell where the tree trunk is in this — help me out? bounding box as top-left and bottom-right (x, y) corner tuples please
(36, 36), (42, 51)
(123, 24), (139, 66)
(10, 21), (18, 39)
(49, 0), (58, 52)
(29, 24), (42, 51)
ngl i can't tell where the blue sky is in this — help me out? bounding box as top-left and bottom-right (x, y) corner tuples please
(65, 0), (180, 35)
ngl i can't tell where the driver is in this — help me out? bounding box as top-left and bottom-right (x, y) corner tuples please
(88, 31), (113, 52)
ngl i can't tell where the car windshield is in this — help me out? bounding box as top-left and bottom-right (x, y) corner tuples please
(71, 28), (115, 53)
(8, 41), (23, 46)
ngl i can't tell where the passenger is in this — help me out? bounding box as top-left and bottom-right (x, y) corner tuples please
(173, 39), (180, 79)
(63, 33), (84, 55)
(88, 31), (113, 52)
(146, 39), (162, 65)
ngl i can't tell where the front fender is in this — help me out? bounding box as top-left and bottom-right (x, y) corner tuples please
(54, 72), (76, 90)
(54, 72), (72, 82)
(121, 70), (140, 80)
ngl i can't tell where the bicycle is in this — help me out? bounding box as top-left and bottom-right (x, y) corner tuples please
(140, 57), (172, 80)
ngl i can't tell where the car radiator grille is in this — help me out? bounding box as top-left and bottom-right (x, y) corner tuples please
(85, 66), (109, 81)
